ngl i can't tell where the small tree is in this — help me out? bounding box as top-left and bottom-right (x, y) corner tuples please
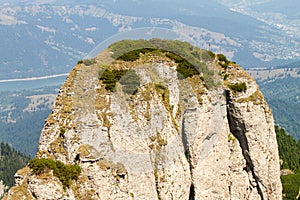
(229, 82), (247, 93)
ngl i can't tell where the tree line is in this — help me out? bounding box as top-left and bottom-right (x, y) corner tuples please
(0, 142), (30, 187)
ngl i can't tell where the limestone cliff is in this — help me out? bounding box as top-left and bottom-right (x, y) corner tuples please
(0, 180), (8, 198)
(3, 39), (282, 199)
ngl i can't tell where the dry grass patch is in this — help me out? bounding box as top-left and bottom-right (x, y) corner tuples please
(187, 75), (206, 105)
(236, 89), (264, 105)
(4, 178), (33, 200)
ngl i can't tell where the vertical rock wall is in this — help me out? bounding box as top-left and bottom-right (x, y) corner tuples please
(3, 44), (282, 200)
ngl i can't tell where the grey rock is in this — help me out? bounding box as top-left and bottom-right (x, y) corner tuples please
(3, 41), (282, 200)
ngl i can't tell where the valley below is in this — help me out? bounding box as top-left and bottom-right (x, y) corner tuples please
(0, 1), (299, 199)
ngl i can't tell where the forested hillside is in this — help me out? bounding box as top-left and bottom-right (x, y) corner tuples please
(261, 78), (300, 139)
(276, 126), (300, 200)
(0, 142), (30, 187)
(0, 86), (57, 156)
(248, 67), (300, 140)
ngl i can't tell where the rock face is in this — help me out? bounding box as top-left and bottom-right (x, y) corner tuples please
(0, 180), (8, 198)
(3, 40), (282, 199)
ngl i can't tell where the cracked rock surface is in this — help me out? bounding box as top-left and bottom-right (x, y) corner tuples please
(3, 40), (282, 200)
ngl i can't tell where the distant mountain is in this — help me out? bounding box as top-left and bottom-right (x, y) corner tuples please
(216, 0), (300, 63)
(0, 0), (300, 80)
(249, 0), (300, 16)
(275, 60), (300, 69)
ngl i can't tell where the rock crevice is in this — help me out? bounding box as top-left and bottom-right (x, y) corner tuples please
(3, 40), (282, 200)
(226, 90), (265, 199)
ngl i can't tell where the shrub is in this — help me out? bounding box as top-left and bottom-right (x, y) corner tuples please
(281, 173), (300, 200)
(115, 44), (212, 84)
(165, 52), (199, 79)
(155, 83), (168, 101)
(117, 50), (140, 61)
(118, 69), (140, 95)
(84, 59), (97, 66)
(110, 39), (216, 88)
(207, 51), (215, 59)
(117, 48), (200, 80)
(217, 54), (230, 69)
(177, 61), (200, 79)
(59, 127), (66, 137)
(199, 50), (215, 62)
(165, 52), (184, 63)
(99, 69), (118, 92)
(77, 59), (97, 66)
(219, 61), (229, 69)
(112, 69), (128, 80)
(217, 54), (227, 62)
(29, 158), (81, 189)
(108, 39), (154, 59)
(116, 48), (159, 62)
(99, 69), (140, 94)
(228, 82), (247, 93)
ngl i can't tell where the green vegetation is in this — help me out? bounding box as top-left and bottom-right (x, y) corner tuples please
(109, 39), (154, 59)
(155, 84), (167, 98)
(0, 86), (57, 157)
(104, 42), (207, 92)
(59, 127), (66, 137)
(276, 126), (300, 172)
(117, 48), (159, 61)
(228, 132), (236, 142)
(0, 142), (30, 187)
(77, 59), (97, 66)
(147, 39), (215, 88)
(217, 53), (230, 69)
(217, 54), (227, 62)
(99, 68), (140, 94)
(99, 69), (124, 92)
(207, 51), (215, 59)
(116, 46), (200, 80)
(276, 126), (300, 199)
(281, 174), (300, 200)
(109, 39), (216, 89)
(155, 83), (169, 105)
(259, 77), (300, 140)
(119, 70), (140, 94)
(117, 50), (141, 61)
(228, 82), (247, 93)
(165, 52), (200, 79)
(29, 158), (81, 189)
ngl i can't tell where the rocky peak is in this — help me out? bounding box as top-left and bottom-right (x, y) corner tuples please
(3, 39), (282, 199)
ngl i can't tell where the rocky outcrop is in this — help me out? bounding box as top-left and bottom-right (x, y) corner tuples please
(0, 180), (8, 198)
(3, 40), (282, 199)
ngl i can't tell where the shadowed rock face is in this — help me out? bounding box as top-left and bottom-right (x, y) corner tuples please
(3, 39), (282, 200)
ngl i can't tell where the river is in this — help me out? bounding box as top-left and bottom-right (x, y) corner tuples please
(0, 74), (68, 92)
